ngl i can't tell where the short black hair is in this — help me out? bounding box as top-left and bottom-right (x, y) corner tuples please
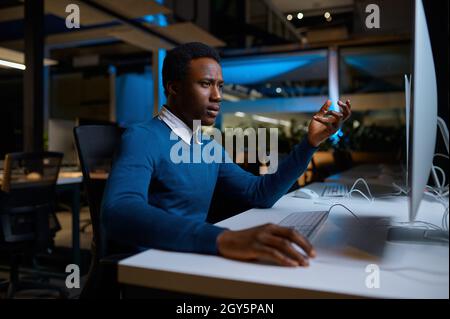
(162, 42), (221, 97)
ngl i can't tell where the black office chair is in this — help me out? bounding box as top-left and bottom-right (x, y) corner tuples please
(0, 152), (66, 298)
(73, 124), (132, 299)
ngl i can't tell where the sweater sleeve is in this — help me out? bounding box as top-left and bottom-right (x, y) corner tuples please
(101, 125), (226, 254)
(217, 138), (318, 209)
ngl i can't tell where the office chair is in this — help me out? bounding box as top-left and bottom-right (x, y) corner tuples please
(73, 124), (132, 299)
(75, 118), (118, 234)
(0, 152), (66, 298)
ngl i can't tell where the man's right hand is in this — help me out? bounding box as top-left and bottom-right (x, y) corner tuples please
(216, 224), (316, 267)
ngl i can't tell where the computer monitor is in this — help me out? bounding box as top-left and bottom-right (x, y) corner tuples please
(404, 74), (411, 188)
(48, 118), (79, 166)
(388, 0), (448, 244)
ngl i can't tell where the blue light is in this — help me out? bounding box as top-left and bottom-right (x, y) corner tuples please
(329, 102), (343, 145)
(222, 55), (324, 85)
(143, 14), (168, 27)
(116, 0), (167, 125)
(143, 15), (155, 23)
(143, 0), (168, 27)
(116, 71), (154, 127)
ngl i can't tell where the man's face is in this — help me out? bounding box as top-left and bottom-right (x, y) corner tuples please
(177, 57), (223, 126)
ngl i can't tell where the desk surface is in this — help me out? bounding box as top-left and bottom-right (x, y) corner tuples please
(0, 171), (82, 185)
(325, 163), (405, 187)
(57, 172), (83, 184)
(118, 191), (449, 299)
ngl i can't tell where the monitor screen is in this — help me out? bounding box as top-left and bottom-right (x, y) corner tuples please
(48, 118), (78, 166)
(409, 0), (438, 222)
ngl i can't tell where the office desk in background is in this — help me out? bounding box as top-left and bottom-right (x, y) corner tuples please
(1, 171), (84, 267)
(118, 192), (449, 298)
(56, 171), (83, 267)
(56, 171), (108, 267)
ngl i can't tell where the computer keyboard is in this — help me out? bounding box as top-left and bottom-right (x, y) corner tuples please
(322, 184), (348, 197)
(278, 211), (329, 240)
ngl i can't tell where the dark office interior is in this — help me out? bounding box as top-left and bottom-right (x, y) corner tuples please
(0, 0), (448, 300)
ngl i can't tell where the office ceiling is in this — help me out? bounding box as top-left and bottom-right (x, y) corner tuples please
(0, 0), (226, 74)
(270, 0), (354, 13)
(0, 0), (410, 77)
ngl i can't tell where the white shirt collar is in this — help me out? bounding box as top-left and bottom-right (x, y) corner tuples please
(158, 106), (202, 145)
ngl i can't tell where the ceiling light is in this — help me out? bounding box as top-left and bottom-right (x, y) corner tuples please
(324, 12), (331, 19)
(0, 59), (25, 70)
(297, 12), (303, 20)
(286, 14), (293, 21)
(0, 47), (58, 70)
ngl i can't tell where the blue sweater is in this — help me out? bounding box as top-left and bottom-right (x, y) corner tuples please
(101, 117), (317, 254)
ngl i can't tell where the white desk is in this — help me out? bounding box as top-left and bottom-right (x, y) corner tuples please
(118, 193), (449, 299)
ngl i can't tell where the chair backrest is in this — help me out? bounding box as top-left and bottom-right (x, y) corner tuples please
(73, 125), (123, 259)
(1, 152), (62, 194)
(0, 152), (63, 244)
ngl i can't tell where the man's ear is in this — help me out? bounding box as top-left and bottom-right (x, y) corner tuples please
(167, 81), (179, 96)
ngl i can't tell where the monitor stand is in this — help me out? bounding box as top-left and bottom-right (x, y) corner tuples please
(387, 227), (449, 245)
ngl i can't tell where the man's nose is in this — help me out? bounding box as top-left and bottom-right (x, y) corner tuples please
(210, 85), (222, 102)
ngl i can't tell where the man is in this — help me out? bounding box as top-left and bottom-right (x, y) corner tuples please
(102, 42), (351, 267)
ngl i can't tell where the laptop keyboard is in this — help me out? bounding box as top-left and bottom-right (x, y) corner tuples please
(322, 184), (348, 197)
(278, 211), (329, 239)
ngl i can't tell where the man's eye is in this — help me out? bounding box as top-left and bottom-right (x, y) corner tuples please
(201, 82), (210, 87)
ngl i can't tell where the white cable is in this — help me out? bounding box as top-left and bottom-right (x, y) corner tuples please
(433, 165), (446, 188)
(424, 185), (438, 193)
(430, 165), (442, 189)
(346, 178), (374, 201)
(347, 189), (373, 202)
(424, 190), (448, 206)
(392, 182), (409, 195)
(434, 153), (449, 160)
(394, 221), (442, 231)
(423, 188), (449, 231)
(424, 185), (448, 201)
(327, 203), (361, 222)
(430, 153), (448, 193)
(327, 203), (446, 232)
(375, 182), (409, 197)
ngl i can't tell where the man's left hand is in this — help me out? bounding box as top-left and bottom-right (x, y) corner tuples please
(307, 99), (352, 147)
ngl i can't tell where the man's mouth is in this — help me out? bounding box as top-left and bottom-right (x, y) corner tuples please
(206, 105), (220, 117)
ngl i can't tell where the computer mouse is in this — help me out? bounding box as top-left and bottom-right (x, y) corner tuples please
(294, 188), (320, 199)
